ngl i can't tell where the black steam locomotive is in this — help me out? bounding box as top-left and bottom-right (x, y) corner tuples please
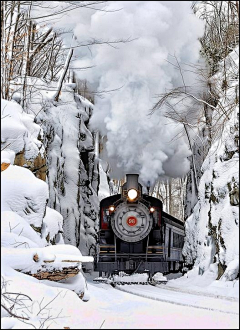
(94, 174), (184, 277)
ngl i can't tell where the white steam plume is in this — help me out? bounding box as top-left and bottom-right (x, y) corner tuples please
(31, 1), (205, 184)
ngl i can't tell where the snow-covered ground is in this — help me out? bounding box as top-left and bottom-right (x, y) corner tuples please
(52, 274), (238, 329)
(2, 268), (238, 329)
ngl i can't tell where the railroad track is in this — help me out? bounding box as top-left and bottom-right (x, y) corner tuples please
(113, 283), (239, 316)
(93, 275), (167, 286)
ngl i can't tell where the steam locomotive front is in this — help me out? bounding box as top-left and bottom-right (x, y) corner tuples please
(95, 174), (185, 279)
(96, 174), (165, 276)
(110, 174), (153, 243)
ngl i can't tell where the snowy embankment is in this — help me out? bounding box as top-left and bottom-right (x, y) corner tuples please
(166, 264), (239, 300)
(182, 47), (239, 290)
(1, 99), (93, 328)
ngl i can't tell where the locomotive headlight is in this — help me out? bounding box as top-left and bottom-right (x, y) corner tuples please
(150, 207), (155, 213)
(127, 189), (138, 201)
(109, 205), (115, 213)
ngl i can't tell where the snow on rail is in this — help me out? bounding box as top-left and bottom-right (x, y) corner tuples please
(115, 284), (239, 315)
(94, 272), (168, 285)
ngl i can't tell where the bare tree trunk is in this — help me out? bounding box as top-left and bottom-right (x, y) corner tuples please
(28, 27), (53, 71)
(236, 1), (239, 18)
(1, 1), (6, 98)
(21, 2), (32, 108)
(184, 124), (199, 194)
(7, 1), (21, 99)
(42, 32), (56, 79)
(164, 181), (169, 213)
(168, 178), (172, 215)
(54, 48), (73, 102)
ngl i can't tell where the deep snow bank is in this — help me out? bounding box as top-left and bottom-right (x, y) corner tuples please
(1, 100), (93, 328)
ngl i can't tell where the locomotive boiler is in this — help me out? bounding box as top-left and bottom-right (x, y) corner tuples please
(94, 174), (184, 277)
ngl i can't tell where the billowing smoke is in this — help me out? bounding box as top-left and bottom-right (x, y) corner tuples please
(33, 1), (205, 184)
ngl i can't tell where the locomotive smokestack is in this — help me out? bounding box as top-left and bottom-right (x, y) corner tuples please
(126, 174), (139, 191)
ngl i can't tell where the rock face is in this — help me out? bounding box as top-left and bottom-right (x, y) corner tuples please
(183, 112), (239, 280)
(183, 48), (239, 281)
(14, 150), (47, 181)
(37, 88), (100, 257)
(2, 88), (100, 258)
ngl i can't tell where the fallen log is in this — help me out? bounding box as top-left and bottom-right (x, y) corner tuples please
(18, 254), (81, 281)
(24, 266), (80, 281)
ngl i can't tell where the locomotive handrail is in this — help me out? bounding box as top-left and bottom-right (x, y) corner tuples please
(114, 235), (117, 262)
(145, 235), (149, 261)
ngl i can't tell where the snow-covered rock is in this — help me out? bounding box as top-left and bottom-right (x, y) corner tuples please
(183, 47), (239, 282)
(1, 99), (46, 180)
(33, 83), (100, 256)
